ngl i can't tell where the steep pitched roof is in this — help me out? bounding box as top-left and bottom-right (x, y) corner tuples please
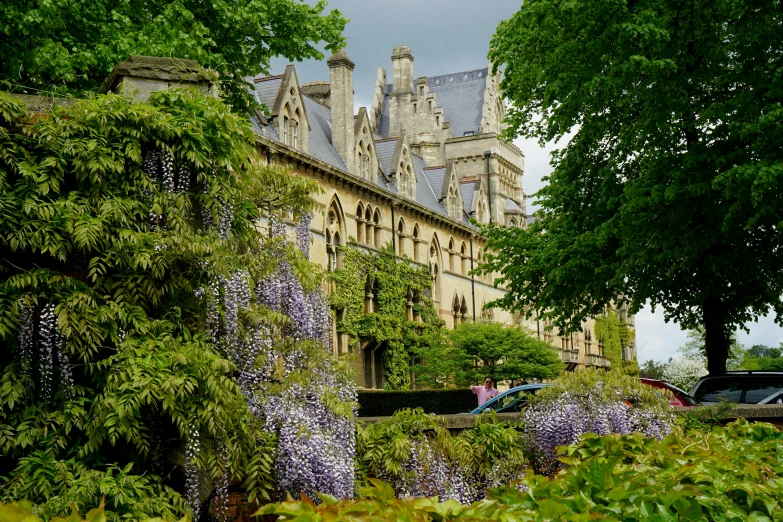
(504, 198), (524, 214)
(421, 166), (447, 202)
(374, 137), (399, 176)
(412, 155), (448, 217)
(301, 95), (347, 170)
(460, 183), (475, 213)
(253, 76), (283, 113)
(427, 68), (488, 137)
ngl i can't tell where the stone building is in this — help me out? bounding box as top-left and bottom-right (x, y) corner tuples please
(95, 51), (637, 387)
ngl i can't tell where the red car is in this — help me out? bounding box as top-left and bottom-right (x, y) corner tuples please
(640, 378), (697, 407)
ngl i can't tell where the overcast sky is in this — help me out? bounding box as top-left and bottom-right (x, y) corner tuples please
(271, 0), (783, 362)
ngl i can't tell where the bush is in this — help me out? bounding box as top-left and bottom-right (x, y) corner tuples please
(356, 409), (528, 503)
(357, 389), (476, 417)
(262, 420), (783, 521)
(661, 357), (708, 391)
(523, 368), (673, 474)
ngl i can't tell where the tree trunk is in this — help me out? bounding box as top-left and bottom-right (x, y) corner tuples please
(703, 299), (730, 375)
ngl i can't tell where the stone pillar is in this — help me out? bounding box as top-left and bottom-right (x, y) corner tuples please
(391, 45), (414, 94)
(99, 55), (218, 102)
(327, 50), (355, 175)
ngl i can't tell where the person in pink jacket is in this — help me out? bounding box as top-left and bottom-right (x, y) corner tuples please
(471, 376), (499, 407)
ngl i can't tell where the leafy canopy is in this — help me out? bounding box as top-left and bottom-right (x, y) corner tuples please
(0, 90), (321, 519)
(484, 0), (783, 374)
(414, 321), (563, 387)
(0, 0), (347, 111)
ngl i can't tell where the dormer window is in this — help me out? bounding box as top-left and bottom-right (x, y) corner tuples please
(419, 86), (424, 97)
(283, 116), (289, 145)
(363, 154), (369, 178)
(436, 116), (440, 126)
(428, 101), (432, 112)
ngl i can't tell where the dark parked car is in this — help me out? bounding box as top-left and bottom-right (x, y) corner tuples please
(640, 378), (697, 407)
(691, 372), (783, 405)
(470, 384), (548, 414)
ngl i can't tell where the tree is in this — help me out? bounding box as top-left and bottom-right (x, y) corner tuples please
(748, 344), (783, 359)
(485, 0), (783, 375)
(0, 90), (355, 518)
(661, 358), (708, 392)
(415, 322), (563, 386)
(639, 360), (666, 381)
(0, 0), (347, 111)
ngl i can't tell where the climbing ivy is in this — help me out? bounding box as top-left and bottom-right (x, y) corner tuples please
(594, 307), (634, 369)
(329, 244), (444, 390)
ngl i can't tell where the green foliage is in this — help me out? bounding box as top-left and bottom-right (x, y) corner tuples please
(638, 360), (666, 380)
(419, 321), (563, 386)
(0, 91), (321, 516)
(0, 500), (187, 522)
(533, 367), (671, 413)
(0, 0), (347, 112)
(593, 310), (627, 364)
(356, 389), (476, 417)
(484, 0), (783, 375)
(329, 244), (443, 390)
(675, 402), (734, 433)
(355, 408), (527, 490)
(262, 420), (783, 521)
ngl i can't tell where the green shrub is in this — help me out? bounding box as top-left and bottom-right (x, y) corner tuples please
(356, 409), (528, 503)
(0, 500), (186, 521)
(263, 420), (783, 521)
(357, 389), (476, 417)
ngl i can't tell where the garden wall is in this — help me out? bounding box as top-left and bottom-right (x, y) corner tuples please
(358, 404), (783, 432)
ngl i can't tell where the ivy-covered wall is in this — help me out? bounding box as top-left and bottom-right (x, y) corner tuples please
(329, 243), (444, 390)
(594, 307), (634, 367)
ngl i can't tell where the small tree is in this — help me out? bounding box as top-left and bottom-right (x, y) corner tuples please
(639, 360), (666, 381)
(414, 322), (563, 386)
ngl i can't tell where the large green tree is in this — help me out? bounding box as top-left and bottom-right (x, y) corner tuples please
(414, 322), (563, 386)
(0, 0), (347, 111)
(484, 0), (783, 374)
(0, 90), (332, 518)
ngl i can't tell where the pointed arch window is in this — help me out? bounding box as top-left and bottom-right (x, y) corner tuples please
(291, 119), (298, 149)
(412, 224), (421, 262)
(397, 219), (406, 257)
(326, 201), (344, 270)
(356, 202), (365, 244)
(373, 210), (382, 247)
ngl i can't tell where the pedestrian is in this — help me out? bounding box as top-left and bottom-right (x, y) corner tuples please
(471, 376), (498, 407)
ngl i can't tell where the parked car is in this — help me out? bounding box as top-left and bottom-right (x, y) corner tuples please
(691, 371), (783, 405)
(470, 384), (548, 414)
(640, 378), (697, 407)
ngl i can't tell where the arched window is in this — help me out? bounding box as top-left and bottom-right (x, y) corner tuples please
(326, 199), (344, 270)
(429, 237), (441, 308)
(373, 210), (381, 247)
(452, 295), (461, 328)
(509, 218), (517, 228)
(448, 238), (455, 272)
(356, 202), (365, 244)
(412, 224), (420, 262)
(460, 242), (467, 275)
(365, 206), (373, 247)
(283, 115), (289, 145)
(397, 218), (406, 257)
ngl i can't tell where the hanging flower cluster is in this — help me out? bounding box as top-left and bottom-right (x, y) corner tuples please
(523, 389), (673, 474)
(17, 303), (74, 410)
(184, 426), (201, 521)
(192, 210), (356, 502)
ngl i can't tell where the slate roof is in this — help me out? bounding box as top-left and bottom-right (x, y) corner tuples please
(504, 198), (524, 214)
(460, 183), (475, 213)
(427, 68), (488, 137)
(301, 96), (347, 170)
(421, 166), (447, 201)
(412, 154), (448, 217)
(374, 138), (398, 176)
(254, 77), (283, 113)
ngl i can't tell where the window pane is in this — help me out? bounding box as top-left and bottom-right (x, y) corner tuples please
(694, 377), (742, 403)
(743, 376), (783, 403)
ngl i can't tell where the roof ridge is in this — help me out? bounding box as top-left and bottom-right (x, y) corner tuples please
(254, 74), (284, 83)
(422, 165), (447, 170)
(373, 136), (399, 143)
(428, 67), (489, 80)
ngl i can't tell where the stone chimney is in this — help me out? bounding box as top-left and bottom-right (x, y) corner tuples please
(300, 81), (331, 107)
(391, 45), (414, 94)
(99, 56), (218, 102)
(327, 50), (355, 174)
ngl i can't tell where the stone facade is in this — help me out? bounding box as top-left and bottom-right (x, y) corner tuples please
(98, 51), (637, 388)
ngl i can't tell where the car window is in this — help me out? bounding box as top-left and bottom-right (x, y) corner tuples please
(743, 376), (783, 403)
(694, 377), (743, 403)
(493, 390), (525, 410)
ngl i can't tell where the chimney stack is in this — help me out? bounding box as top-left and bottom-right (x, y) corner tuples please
(391, 45), (414, 94)
(327, 50), (355, 174)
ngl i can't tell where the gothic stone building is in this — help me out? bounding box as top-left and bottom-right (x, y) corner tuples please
(99, 51), (637, 388)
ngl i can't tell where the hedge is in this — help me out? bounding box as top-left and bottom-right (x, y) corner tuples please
(357, 389), (477, 417)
